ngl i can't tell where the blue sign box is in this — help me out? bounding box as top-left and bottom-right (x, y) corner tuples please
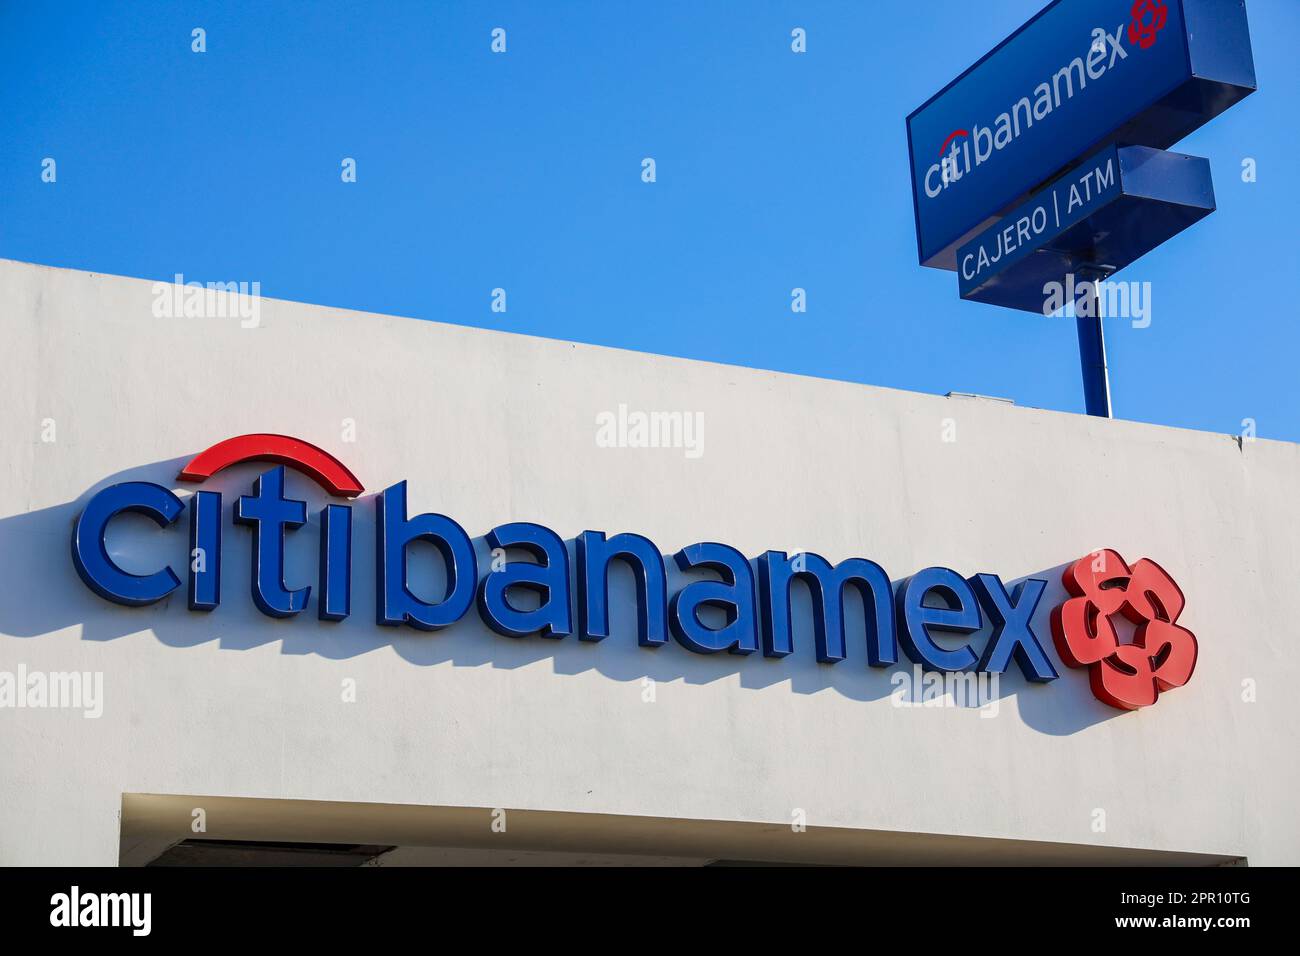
(907, 0), (1255, 271)
(956, 144), (1215, 312)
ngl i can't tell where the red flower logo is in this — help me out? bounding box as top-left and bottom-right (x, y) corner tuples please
(1051, 550), (1198, 710)
(1128, 0), (1169, 50)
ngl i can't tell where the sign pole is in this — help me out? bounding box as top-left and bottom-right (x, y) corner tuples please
(1075, 268), (1112, 418)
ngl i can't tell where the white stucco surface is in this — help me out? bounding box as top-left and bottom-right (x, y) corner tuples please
(0, 258), (1296, 865)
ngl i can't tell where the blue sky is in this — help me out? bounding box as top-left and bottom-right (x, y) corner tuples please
(2, 0), (1296, 440)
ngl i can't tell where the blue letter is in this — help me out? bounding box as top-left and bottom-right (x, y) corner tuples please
(71, 481), (183, 606)
(896, 567), (980, 671)
(318, 504), (352, 621)
(188, 490), (222, 611)
(970, 573), (1058, 682)
(234, 466), (310, 618)
(376, 481), (476, 630)
(576, 530), (668, 646)
(757, 551), (896, 665)
(478, 523), (572, 638)
(670, 542), (758, 655)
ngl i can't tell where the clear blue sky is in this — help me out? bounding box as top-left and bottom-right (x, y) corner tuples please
(2, 0), (1296, 439)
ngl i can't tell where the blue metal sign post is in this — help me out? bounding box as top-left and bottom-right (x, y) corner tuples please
(1075, 270), (1112, 418)
(907, 0), (1256, 417)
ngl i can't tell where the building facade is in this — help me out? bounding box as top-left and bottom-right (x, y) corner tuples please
(1, 258), (1296, 866)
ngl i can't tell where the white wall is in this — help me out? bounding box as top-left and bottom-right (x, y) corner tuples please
(0, 258), (1296, 865)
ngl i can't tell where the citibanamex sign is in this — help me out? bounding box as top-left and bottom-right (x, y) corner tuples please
(71, 434), (1199, 712)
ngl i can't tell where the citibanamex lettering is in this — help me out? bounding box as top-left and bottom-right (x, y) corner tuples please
(70, 434), (1199, 711)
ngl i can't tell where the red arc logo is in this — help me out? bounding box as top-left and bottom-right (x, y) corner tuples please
(1051, 549), (1197, 710)
(177, 433), (364, 498)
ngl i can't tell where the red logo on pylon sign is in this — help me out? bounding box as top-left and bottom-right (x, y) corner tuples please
(1128, 0), (1169, 50)
(1051, 549), (1197, 710)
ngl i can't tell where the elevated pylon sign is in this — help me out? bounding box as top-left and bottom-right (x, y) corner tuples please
(906, 0), (1256, 416)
